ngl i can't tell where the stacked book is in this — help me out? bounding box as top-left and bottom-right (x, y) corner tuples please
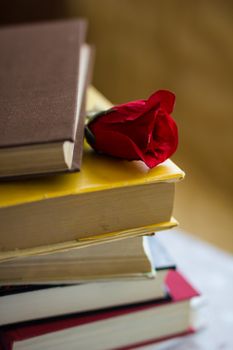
(0, 20), (199, 350)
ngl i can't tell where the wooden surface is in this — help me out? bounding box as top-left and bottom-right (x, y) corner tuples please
(140, 229), (233, 350)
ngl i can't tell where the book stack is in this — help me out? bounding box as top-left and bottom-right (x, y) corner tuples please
(0, 20), (199, 350)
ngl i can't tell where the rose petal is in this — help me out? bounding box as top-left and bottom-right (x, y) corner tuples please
(89, 100), (146, 125)
(106, 110), (155, 150)
(151, 111), (178, 161)
(140, 151), (163, 168)
(89, 125), (139, 160)
(147, 90), (175, 114)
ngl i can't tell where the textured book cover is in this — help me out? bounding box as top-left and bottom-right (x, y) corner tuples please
(0, 19), (91, 178)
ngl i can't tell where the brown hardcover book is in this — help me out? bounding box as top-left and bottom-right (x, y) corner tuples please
(0, 19), (92, 178)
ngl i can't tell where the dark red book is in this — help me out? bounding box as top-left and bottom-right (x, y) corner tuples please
(0, 19), (92, 179)
(0, 271), (199, 350)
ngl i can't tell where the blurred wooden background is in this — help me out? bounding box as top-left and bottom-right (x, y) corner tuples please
(0, 0), (232, 252)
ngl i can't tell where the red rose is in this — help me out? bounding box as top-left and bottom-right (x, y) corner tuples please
(85, 90), (178, 168)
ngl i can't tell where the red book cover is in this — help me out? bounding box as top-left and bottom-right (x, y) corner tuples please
(0, 271), (199, 350)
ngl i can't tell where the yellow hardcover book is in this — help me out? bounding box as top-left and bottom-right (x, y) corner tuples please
(0, 87), (184, 254)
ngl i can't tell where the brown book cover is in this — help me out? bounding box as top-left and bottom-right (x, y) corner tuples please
(0, 19), (92, 178)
